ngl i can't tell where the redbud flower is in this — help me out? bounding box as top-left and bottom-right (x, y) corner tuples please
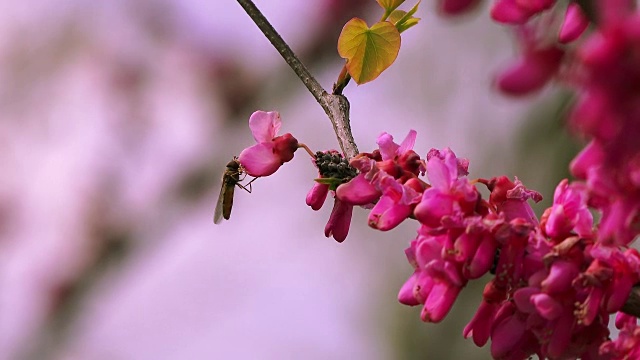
(324, 198), (353, 243)
(377, 130), (417, 161)
(437, 0), (482, 16)
(306, 182), (329, 211)
(491, 0), (540, 24)
(600, 321), (640, 360)
(438, 0), (480, 15)
(368, 172), (422, 231)
(496, 45), (565, 95)
(486, 176), (541, 224)
(336, 157), (381, 205)
(414, 148), (477, 227)
(541, 179), (593, 240)
(338, 130), (422, 206)
(559, 3), (589, 44)
(238, 111), (298, 177)
(308, 150), (359, 242)
(400, 231), (467, 323)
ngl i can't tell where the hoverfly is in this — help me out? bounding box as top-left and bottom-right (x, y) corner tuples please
(213, 157), (254, 224)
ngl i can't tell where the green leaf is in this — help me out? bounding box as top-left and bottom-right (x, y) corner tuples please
(314, 177), (346, 191)
(337, 18), (401, 85)
(376, 0), (406, 12)
(388, 10), (408, 24)
(389, 1), (421, 33)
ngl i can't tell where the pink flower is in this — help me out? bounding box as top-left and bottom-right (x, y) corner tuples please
(307, 150), (359, 242)
(463, 296), (498, 346)
(489, 302), (537, 359)
(559, 3), (589, 44)
(377, 130), (425, 176)
(324, 198), (353, 243)
(306, 182), (329, 211)
(437, 0), (482, 16)
(542, 179), (593, 239)
(378, 130), (417, 161)
(336, 158), (381, 205)
(337, 130), (423, 213)
(414, 148), (477, 227)
(368, 175), (422, 231)
(398, 231), (467, 323)
(486, 176), (542, 224)
(238, 111), (298, 177)
(600, 321), (640, 360)
(496, 45), (565, 95)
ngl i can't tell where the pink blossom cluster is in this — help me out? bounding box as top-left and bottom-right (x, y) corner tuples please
(568, 2), (640, 248)
(322, 131), (640, 359)
(237, 108), (640, 358)
(600, 313), (640, 359)
(492, 0), (590, 95)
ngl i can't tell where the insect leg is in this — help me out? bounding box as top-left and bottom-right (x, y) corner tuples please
(237, 177), (257, 193)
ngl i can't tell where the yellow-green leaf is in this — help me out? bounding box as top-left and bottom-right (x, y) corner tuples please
(389, 10), (421, 33)
(389, 1), (421, 32)
(376, 0), (405, 12)
(388, 10), (408, 24)
(337, 18), (401, 85)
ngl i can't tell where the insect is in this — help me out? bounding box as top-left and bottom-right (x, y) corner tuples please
(213, 157), (254, 224)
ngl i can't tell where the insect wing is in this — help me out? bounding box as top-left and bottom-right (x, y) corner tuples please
(213, 179), (228, 224)
(214, 158), (243, 224)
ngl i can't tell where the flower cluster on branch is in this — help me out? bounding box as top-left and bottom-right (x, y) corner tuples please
(236, 110), (640, 359)
(233, 0), (640, 358)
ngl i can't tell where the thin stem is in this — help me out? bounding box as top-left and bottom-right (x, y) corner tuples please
(236, 0), (359, 159)
(236, 0), (325, 102)
(298, 143), (315, 158)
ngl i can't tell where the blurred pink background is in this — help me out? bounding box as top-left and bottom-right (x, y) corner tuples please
(0, 1), (554, 359)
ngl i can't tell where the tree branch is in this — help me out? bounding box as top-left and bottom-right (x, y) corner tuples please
(235, 0), (359, 159)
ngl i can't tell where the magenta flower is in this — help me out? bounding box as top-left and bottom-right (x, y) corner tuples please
(486, 176), (541, 224)
(496, 45), (565, 95)
(559, 3), (589, 44)
(398, 231), (467, 323)
(377, 130), (417, 161)
(337, 130), (424, 209)
(491, 0), (543, 24)
(336, 157), (381, 205)
(306, 182), (329, 211)
(377, 130), (426, 176)
(324, 198), (353, 243)
(600, 321), (640, 360)
(306, 150), (359, 242)
(437, 0), (482, 15)
(368, 174), (422, 231)
(414, 148), (477, 227)
(463, 294), (499, 346)
(542, 179), (593, 239)
(238, 111), (298, 177)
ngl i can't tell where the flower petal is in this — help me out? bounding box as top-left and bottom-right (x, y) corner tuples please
(559, 3), (589, 44)
(238, 143), (280, 177)
(248, 110), (281, 143)
(306, 183), (329, 211)
(324, 199), (353, 242)
(397, 129), (417, 155)
(336, 173), (381, 205)
(377, 132), (400, 160)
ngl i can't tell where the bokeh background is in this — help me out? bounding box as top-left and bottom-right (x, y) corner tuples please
(0, 1), (579, 359)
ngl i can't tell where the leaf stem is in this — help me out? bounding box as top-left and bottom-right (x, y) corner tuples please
(380, 8), (392, 22)
(332, 63), (351, 95)
(236, 0), (359, 159)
